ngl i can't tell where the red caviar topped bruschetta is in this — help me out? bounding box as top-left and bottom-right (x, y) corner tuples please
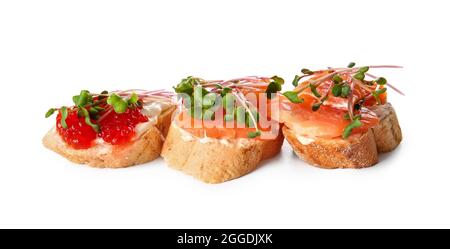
(43, 90), (175, 168)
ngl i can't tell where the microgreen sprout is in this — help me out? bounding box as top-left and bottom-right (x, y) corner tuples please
(309, 83), (322, 98)
(45, 108), (57, 118)
(342, 117), (362, 139)
(292, 75), (302, 87)
(371, 88), (387, 105)
(283, 91), (303, 103)
(301, 68), (314, 75)
(374, 77), (387, 85)
(60, 106), (68, 129)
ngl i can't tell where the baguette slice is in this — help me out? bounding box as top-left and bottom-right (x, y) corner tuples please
(283, 126), (378, 169)
(43, 106), (175, 168)
(161, 124), (284, 183)
(283, 103), (401, 169)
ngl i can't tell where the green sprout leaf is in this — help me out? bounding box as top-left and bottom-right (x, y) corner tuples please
(265, 81), (282, 99)
(220, 87), (232, 97)
(332, 84), (342, 97)
(80, 107), (100, 132)
(222, 93), (236, 113)
(100, 90), (109, 94)
(127, 93), (139, 105)
(73, 90), (92, 107)
(248, 130), (261, 138)
(312, 96), (328, 111)
(283, 91), (304, 103)
(107, 93), (128, 114)
(72, 96), (79, 105)
(374, 77), (387, 85)
(45, 108), (57, 118)
(348, 62), (356, 68)
(174, 76), (196, 95)
(97, 91), (109, 100)
(271, 75), (285, 85)
(60, 106), (68, 129)
(292, 75), (301, 87)
(89, 107), (100, 116)
(374, 88), (387, 95)
(312, 103), (321, 111)
(309, 83), (321, 98)
(202, 93), (217, 109)
(193, 86), (209, 107)
(371, 88), (387, 105)
(89, 106), (104, 117)
(341, 84), (351, 98)
(358, 66), (370, 74)
(301, 68), (314, 75)
(332, 75), (343, 84)
(342, 118), (362, 139)
(93, 106), (105, 112)
(353, 72), (365, 81)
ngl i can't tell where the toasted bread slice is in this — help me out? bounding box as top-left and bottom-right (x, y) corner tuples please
(283, 126), (378, 169)
(43, 106), (175, 168)
(161, 124), (284, 183)
(283, 103), (401, 169)
(369, 103), (402, 153)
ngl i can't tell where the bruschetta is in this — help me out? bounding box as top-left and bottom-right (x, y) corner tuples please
(161, 76), (285, 183)
(279, 64), (403, 169)
(43, 90), (175, 168)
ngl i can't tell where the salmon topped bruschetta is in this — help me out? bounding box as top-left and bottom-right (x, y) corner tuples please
(279, 64), (403, 169)
(43, 90), (175, 168)
(161, 76), (285, 183)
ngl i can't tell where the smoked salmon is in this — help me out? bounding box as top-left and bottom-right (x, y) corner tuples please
(280, 65), (402, 139)
(172, 76), (283, 140)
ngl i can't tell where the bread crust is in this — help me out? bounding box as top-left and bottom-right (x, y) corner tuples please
(161, 124), (284, 183)
(369, 103), (402, 153)
(43, 106), (175, 168)
(283, 125), (378, 169)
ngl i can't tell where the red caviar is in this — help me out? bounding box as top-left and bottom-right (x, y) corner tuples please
(98, 108), (149, 145)
(56, 107), (148, 149)
(56, 110), (97, 149)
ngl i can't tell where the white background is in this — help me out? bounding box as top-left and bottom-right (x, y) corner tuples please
(0, 0), (449, 228)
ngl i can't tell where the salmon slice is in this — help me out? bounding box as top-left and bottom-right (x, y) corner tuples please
(275, 72), (384, 139)
(174, 108), (281, 140)
(278, 95), (379, 139)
